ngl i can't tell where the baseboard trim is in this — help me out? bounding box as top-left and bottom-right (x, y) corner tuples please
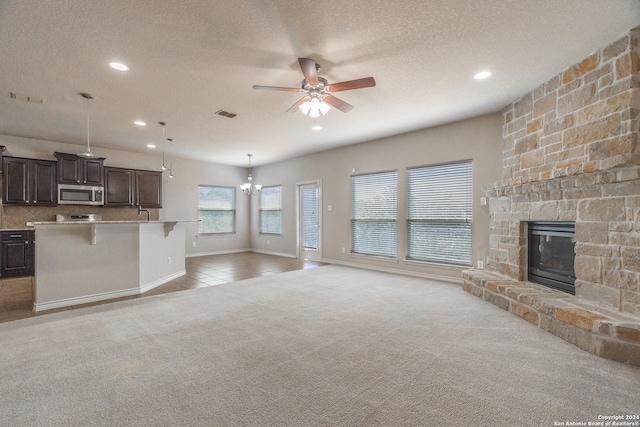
(34, 288), (140, 312)
(322, 258), (463, 284)
(250, 249), (297, 258)
(139, 270), (186, 294)
(186, 248), (252, 258)
(34, 270), (187, 312)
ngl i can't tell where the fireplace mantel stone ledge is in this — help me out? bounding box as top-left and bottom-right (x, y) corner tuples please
(462, 269), (640, 366)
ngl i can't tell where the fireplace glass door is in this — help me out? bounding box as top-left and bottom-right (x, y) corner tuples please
(528, 222), (576, 294)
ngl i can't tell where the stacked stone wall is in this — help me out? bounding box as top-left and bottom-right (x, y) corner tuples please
(488, 26), (640, 315)
(502, 28), (639, 184)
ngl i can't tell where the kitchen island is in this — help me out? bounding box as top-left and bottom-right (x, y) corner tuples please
(32, 220), (188, 312)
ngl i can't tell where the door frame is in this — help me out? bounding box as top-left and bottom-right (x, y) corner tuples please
(296, 180), (322, 261)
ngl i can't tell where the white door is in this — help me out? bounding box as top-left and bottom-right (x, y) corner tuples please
(298, 182), (321, 261)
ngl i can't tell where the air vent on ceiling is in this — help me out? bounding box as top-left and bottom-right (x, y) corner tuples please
(10, 92), (44, 104)
(215, 109), (237, 118)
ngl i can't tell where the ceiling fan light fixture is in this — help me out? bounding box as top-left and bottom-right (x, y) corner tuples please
(299, 100), (311, 115)
(299, 96), (330, 118)
(254, 57), (374, 116)
(319, 100), (331, 115)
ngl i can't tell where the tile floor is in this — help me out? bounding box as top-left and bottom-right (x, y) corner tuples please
(0, 252), (325, 323)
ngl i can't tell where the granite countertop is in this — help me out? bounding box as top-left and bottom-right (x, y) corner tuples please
(29, 220), (196, 226)
(0, 227), (35, 231)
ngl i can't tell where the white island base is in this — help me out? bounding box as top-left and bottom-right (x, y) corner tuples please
(33, 221), (187, 312)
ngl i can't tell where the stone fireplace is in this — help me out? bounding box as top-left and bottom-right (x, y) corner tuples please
(527, 221), (576, 294)
(463, 26), (640, 365)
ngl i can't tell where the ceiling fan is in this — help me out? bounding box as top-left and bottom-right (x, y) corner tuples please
(253, 58), (375, 117)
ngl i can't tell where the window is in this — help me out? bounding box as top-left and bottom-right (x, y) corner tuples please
(259, 185), (282, 234)
(407, 160), (473, 266)
(351, 171), (397, 257)
(197, 185), (235, 234)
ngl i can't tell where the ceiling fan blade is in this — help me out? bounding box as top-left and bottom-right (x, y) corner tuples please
(253, 85), (303, 92)
(322, 94), (354, 113)
(327, 77), (376, 92)
(286, 96), (311, 113)
(298, 58), (319, 86)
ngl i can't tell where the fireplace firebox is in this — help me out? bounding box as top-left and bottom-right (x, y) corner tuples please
(528, 222), (576, 295)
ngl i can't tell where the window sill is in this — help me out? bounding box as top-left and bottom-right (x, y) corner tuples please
(404, 259), (469, 271)
(197, 233), (237, 239)
(348, 252), (399, 263)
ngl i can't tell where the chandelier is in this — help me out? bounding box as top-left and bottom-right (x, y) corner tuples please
(240, 154), (262, 195)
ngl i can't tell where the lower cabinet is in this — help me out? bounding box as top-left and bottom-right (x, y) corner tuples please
(1, 230), (35, 278)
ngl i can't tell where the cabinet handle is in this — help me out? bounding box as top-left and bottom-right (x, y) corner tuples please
(9, 234), (23, 238)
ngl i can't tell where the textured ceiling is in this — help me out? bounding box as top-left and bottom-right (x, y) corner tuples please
(1, 0), (639, 166)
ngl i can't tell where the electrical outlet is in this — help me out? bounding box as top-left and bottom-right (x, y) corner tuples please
(168, 257), (172, 264)
(192, 241), (196, 247)
(267, 240), (270, 245)
(342, 247), (346, 254)
(477, 260), (484, 269)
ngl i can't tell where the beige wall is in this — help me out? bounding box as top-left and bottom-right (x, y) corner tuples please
(251, 113), (503, 282)
(1, 113), (502, 277)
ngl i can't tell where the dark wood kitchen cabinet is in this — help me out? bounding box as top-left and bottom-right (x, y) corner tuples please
(104, 167), (162, 208)
(1, 230), (35, 277)
(104, 167), (135, 206)
(2, 157), (57, 206)
(55, 152), (104, 186)
(135, 170), (162, 208)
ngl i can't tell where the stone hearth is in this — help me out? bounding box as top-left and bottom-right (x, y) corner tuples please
(464, 26), (640, 365)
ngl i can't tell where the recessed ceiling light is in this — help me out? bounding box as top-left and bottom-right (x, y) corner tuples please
(146, 144), (156, 149)
(134, 120), (146, 126)
(109, 62), (129, 71)
(312, 125), (322, 131)
(474, 71), (492, 80)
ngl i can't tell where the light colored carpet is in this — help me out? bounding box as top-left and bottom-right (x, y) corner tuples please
(1, 265), (638, 426)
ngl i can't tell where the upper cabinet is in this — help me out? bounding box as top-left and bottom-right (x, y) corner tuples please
(104, 167), (135, 207)
(135, 170), (162, 208)
(2, 157), (57, 206)
(55, 152), (104, 186)
(104, 167), (162, 208)
(2, 151), (161, 209)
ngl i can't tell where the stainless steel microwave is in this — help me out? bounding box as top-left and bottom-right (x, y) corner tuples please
(58, 184), (104, 206)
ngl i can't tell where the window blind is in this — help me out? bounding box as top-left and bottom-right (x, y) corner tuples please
(407, 160), (472, 266)
(197, 185), (235, 234)
(351, 171), (397, 257)
(259, 186), (282, 234)
(301, 186), (318, 250)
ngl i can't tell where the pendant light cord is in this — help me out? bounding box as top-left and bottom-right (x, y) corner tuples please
(86, 96), (91, 151)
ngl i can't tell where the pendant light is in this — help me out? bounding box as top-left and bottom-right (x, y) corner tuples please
(159, 122), (167, 171)
(166, 139), (175, 178)
(78, 93), (97, 158)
